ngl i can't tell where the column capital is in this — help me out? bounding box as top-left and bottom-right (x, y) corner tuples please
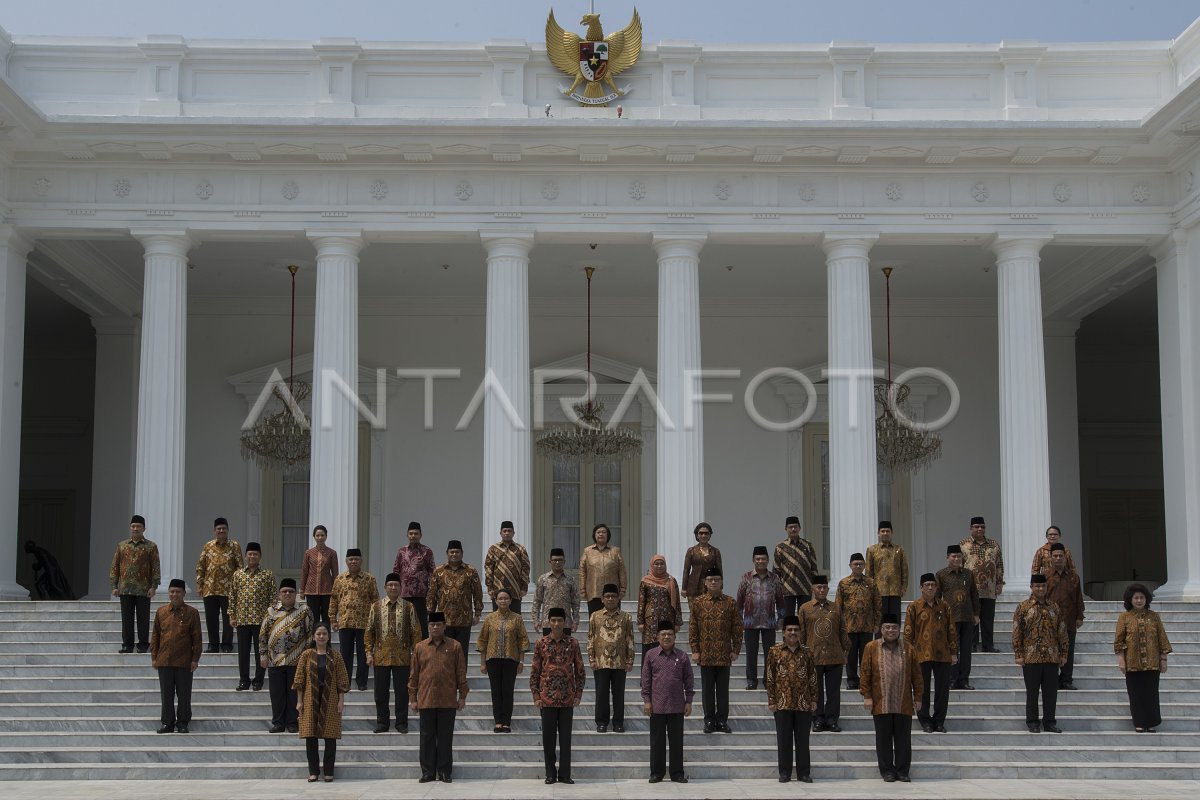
(0, 226), (35, 257)
(991, 234), (1053, 262)
(307, 231), (366, 258)
(820, 233), (878, 260)
(480, 231), (535, 259)
(130, 230), (192, 258)
(652, 233), (707, 260)
(1150, 228), (1191, 265)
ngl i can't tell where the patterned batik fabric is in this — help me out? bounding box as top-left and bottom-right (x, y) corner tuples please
(529, 634), (586, 707)
(1012, 597), (1069, 665)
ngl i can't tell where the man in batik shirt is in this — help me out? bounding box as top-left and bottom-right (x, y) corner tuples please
(110, 514), (161, 654)
(427, 540), (484, 654)
(961, 515), (1004, 653)
(394, 522), (435, 638)
(688, 567), (741, 733)
(774, 516), (817, 617)
(904, 573), (958, 733)
(532, 548), (581, 635)
(530, 608), (585, 784)
(229, 541), (274, 690)
(866, 521), (909, 624)
(736, 545), (785, 689)
(765, 614), (818, 783)
(259, 578), (313, 733)
(587, 583), (635, 732)
(484, 520), (531, 613)
(936, 544), (979, 690)
(800, 575), (851, 732)
(835, 552), (880, 690)
(1012, 574), (1069, 733)
(330, 547), (379, 691)
(1044, 544), (1085, 691)
(195, 517), (242, 653)
(366, 573), (421, 733)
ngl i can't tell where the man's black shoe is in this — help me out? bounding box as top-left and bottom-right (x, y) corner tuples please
(597, 723), (607, 733)
(156, 724), (174, 734)
(396, 724), (408, 734)
(373, 722), (388, 733)
(269, 724), (285, 733)
(1026, 722), (1040, 733)
(846, 680), (859, 689)
(251, 681), (263, 691)
(703, 722), (715, 733)
(612, 724), (624, 733)
(648, 776), (663, 784)
(778, 775), (790, 783)
(960, 683), (975, 690)
(286, 723), (299, 733)
(558, 778), (574, 784)
(826, 723), (842, 733)
(357, 684), (368, 691)
(438, 774), (452, 783)
(176, 724), (189, 734)
(717, 722), (732, 733)
(545, 777), (556, 784)
(1060, 682), (1077, 690)
(220, 644), (233, 653)
(118, 646), (133, 654)
(136, 645), (150, 653)
(670, 775), (688, 783)
(921, 722), (933, 733)
(1044, 723), (1063, 733)
(812, 721), (825, 732)
(235, 682), (250, 691)
(934, 723), (947, 733)
(984, 646), (1001, 653)
(745, 680), (757, 690)
(797, 775), (813, 783)
(205, 645), (219, 654)
(883, 773), (897, 782)
(897, 774), (911, 782)
(418, 775), (435, 783)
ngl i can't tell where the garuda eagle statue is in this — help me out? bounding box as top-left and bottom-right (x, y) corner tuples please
(546, 7), (642, 105)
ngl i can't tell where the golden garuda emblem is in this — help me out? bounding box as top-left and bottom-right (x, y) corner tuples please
(546, 6), (642, 106)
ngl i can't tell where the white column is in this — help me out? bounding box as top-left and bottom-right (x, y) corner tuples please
(0, 228), (34, 599)
(822, 235), (879, 580)
(481, 233), (534, 558)
(87, 316), (140, 598)
(307, 233), (364, 561)
(131, 230), (192, 588)
(994, 235), (1054, 593)
(1153, 228), (1200, 600)
(653, 234), (706, 578)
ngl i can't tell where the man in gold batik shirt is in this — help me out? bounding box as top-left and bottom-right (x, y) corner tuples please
(484, 521), (531, 613)
(330, 547), (379, 691)
(904, 573), (958, 733)
(688, 567), (741, 734)
(936, 544), (979, 690)
(865, 521), (909, 624)
(800, 575), (851, 732)
(195, 517), (242, 654)
(765, 614), (818, 783)
(835, 552), (880, 690)
(1012, 573), (1069, 733)
(366, 572), (421, 733)
(427, 540), (484, 655)
(259, 578), (314, 733)
(229, 541), (274, 691)
(587, 583), (635, 732)
(961, 516), (1004, 653)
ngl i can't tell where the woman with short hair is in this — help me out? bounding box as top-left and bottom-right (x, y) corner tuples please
(681, 523), (722, 611)
(1114, 583), (1173, 733)
(477, 588), (530, 733)
(579, 524), (627, 616)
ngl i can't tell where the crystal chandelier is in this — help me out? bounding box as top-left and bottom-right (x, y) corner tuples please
(536, 266), (642, 464)
(875, 267), (942, 472)
(240, 264), (312, 471)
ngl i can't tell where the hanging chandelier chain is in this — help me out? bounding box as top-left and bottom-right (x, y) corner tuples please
(585, 266), (594, 415)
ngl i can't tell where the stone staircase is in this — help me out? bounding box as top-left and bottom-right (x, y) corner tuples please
(1, 598), (1199, 781)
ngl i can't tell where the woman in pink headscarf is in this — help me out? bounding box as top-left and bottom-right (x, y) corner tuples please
(636, 554), (683, 657)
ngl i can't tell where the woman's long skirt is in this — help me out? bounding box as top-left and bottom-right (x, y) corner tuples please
(1126, 669), (1162, 729)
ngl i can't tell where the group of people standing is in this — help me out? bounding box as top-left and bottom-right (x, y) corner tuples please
(106, 512), (1175, 784)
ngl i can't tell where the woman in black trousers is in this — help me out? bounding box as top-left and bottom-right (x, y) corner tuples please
(477, 589), (530, 732)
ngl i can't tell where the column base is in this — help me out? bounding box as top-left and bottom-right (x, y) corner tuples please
(0, 580), (31, 600)
(1152, 579), (1200, 602)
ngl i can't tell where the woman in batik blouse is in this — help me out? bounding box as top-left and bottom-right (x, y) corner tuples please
(636, 554), (683, 656)
(681, 523), (722, 610)
(477, 588), (530, 733)
(1114, 583), (1172, 733)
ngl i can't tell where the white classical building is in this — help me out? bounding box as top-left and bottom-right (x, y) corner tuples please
(1, 14), (1199, 602)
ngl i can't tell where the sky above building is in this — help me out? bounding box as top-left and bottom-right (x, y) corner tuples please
(2, 1), (1197, 44)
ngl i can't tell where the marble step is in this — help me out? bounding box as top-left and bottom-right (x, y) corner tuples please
(2, 759), (1200, 781)
(2, 740), (1198, 765)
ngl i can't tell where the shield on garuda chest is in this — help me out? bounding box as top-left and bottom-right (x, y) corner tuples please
(579, 41), (609, 82)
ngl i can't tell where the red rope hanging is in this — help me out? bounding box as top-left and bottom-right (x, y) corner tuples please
(288, 264), (298, 392)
